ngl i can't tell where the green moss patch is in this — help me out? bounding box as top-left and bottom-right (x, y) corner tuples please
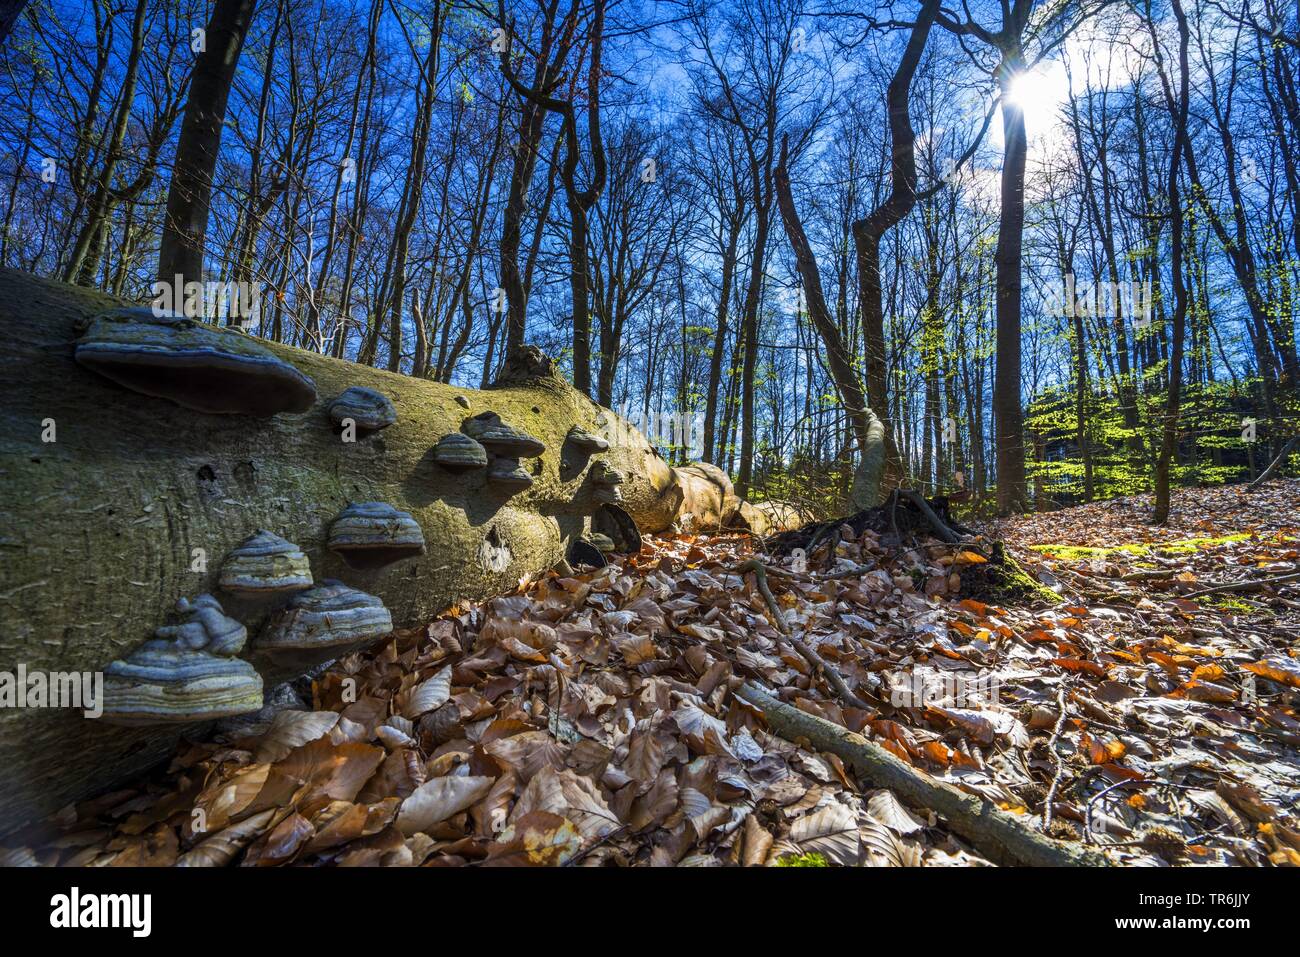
(1028, 533), (1253, 561)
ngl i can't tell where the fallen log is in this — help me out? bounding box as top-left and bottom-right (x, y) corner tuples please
(734, 682), (1111, 866)
(0, 268), (682, 831)
(672, 461), (739, 532)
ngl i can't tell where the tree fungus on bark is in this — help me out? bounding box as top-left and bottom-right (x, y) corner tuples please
(0, 269), (690, 830)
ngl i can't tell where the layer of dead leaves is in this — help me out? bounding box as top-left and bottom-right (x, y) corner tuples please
(5, 481), (1299, 867)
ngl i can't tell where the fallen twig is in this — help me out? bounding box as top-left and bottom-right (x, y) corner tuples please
(1042, 685), (1070, 833)
(1183, 568), (1300, 598)
(735, 558), (872, 710)
(735, 682), (1111, 866)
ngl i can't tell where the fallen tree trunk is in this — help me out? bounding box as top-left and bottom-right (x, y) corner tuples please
(0, 268), (683, 831)
(735, 682), (1110, 866)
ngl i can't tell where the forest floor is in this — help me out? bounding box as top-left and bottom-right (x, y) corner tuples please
(7, 481), (1300, 867)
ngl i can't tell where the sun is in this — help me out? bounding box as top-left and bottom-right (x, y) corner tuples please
(1002, 68), (1069, 121)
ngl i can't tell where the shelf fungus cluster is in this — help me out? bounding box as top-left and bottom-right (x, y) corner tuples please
(73, 307), (316, 416)
(258, 580), (392, 658)
(100, 595), (263, 725)
(328, 502), (427, 569)
(461, 411), (545, 494)
(328, 386), (396, 434)
(219, 530), (313, 596)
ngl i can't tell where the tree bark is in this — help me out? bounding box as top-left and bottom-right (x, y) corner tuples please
(0, 267), (684, 832)
(157, 0), (259, 288)
(63, 0), (148, 285)
(993, 52), (1029, 515)
(852, 0), (940, 489)
(1151, 0), (1191, 524)
(774, 136), (885, 508)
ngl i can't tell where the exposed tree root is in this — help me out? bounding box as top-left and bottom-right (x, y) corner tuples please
(764, 493), (973, 557)
(762, 494), (1057, 606)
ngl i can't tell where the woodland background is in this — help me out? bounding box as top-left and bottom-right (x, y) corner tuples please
(1, 0), (1297, 517)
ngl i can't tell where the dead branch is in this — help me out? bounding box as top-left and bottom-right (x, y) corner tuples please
(734, 682), (1112, 867)
(1183, 568), (1300, 598)
(735, 559), (872, 710)
(1249, 436), (1299, 489)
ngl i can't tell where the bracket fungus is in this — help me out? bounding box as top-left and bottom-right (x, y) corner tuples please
(566, 426), (610, 453)
(487, 457), (533, 492)
(258, 581), (393, 655)
(100, 594), (263, 725)
(589, 461), (626, 504)
(433, 432), (488, 471)
(327, 502), (427, 569)
(594, 503), (642, 554)
(153, 593), (249, 655)
(219, 530), (314, 596)
(328, 386), (397, 433)
(462, 412), (545, 459)
(568, 539), (608, 569)
(74, 307), (316, 416)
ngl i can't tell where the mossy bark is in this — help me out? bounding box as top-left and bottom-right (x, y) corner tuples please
(959, 542), (1061, 606)
(0, 268), (679, 832)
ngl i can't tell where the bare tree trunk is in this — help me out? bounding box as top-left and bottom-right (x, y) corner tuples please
(502, 1), (606, 395)
(157, 0), (259, 287)
(992, 51), (1029, 515)
(775, 136), (885, 507)
(63, 0), (148, 285)
(1152, 0), (1191, 525)
(703, 196), (744, 464)
(381, 3), (443, 373)
(497, 0), (582, 358)
(852, 0), (940, 488)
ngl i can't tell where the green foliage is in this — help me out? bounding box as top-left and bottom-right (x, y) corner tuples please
(1024, 378), (1296, 504)
(774, 852), (829, 867)
(752, 453), (853, 520)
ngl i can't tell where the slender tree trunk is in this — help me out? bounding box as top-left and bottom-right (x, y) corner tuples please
(734, 202), (770, 501)
(851, 0), (939, 488)
(382, 4), (442, 373)
(64, 0), (148, 285)
(703, 206), (743, 464)
(1153, 0), (1191, 525)
(992, 51), (1029, 515)
(774, 136), (885, 506)
(157, 0), (259, 287)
